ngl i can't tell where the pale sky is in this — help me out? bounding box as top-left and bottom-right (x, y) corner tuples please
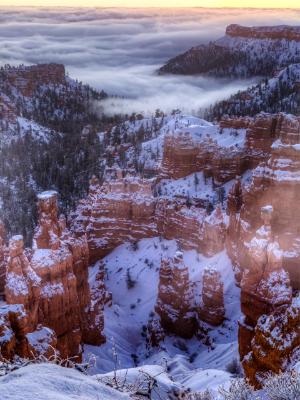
(0, 0), (299, 8)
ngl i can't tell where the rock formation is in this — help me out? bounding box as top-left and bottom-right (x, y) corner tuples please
(199, 267), (225, 326)
(160, 114), (278, 184)
(226, 24), (300, 41)
(5, 235), (41, 331)
(71, 174), (158, 263)
(228, 114), (300, 289)
(3, 64), (66, 97)
(155, 252), (197, 338)
(0, 190), (107, 361)
(0, 220), (7, 297)
(72, 172), (228, 263)
(248, 295), (300, 383)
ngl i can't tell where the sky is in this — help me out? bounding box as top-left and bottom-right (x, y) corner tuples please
(0, 7), (299, 115)
(0, 1), (299, 8)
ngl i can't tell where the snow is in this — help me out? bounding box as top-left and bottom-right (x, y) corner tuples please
(37, 190), (58, 200)
(158, 169), (252, 204)
(84, 237), (241, 394)
(0, 363), (130, 400)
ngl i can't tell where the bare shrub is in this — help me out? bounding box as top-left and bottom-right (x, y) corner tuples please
(225, 357), (243, 377)
(262, 370), (300, 400)
(219, 378), (255, 400)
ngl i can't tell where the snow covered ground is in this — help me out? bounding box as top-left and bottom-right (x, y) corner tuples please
(158, 169), (252, 204)
(85, 237), (241, 395)
(0, 363), (130, 400)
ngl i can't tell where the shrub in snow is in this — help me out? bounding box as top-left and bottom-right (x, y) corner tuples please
(131, 241), (139, 251)
(188, 389), (214, 399)
(126, 268), (136, 289)
(262, 370), (300, 400)
(225, 357), (243, 377)
(219, 379), (255, 400)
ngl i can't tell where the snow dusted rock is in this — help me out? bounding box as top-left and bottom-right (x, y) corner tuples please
(226, 24), (300, 41)
(5, 235), (41, 331)
(199, 267), (225, 326)
(71, 174), (157, 263)
(83, 261), (107, 345)
(0, 220), (7, 297)
(240, 206), (292, 325)
(4, 63), (66, 98)
(155, 252), (197, 338)
(0, 190), (106, 360)
(237, 206), (293, 385)
(244, 295), (300, 386)
(160, 114), (277, 186)
(159, 24), (300, 77)
(229, 114), (300, 289)
(160, 121), (249, 184)
(72, 171), (228, 263)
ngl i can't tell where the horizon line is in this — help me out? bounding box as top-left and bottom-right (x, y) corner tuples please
(0, 5), (300, 9)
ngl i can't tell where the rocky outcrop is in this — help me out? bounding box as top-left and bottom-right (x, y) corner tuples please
(155, 252), (197, 338)
(0, 221), (7, 297)
(5, 235), (41, 331)
(244, 295), (300, 386)
(0, 190), (106, 361)
(158, 24), (300, 78)
(3, 64), (66, 97)
(160, 114), (278, 184)
(228, 114), (300, 289)
(224, 113), (300, 384)
(71, 175), (158, 263)
(199, 268), (225, 326)
(160, 128), (248, 184)
(237, 206), (292, 385)
(31, 190), (99, 358)
(72, 173), (228, 262)
(226, 24), (300, 42)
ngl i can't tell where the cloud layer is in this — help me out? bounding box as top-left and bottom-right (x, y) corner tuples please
(1, 7), (300, 115)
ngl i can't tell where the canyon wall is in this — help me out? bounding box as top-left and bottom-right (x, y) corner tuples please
(72, 174), (227, 263)
(226, 113), (300, 385)
(160, 114), (277, 183)
(226, 24), (300, 41)
(3, 63), (66, 97)
(0, 191), (106, 361)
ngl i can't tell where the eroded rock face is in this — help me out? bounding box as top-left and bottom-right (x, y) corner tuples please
(236, 206), (293, 386)
(244, 295), (300, 386)
(0, 221), (7, 296)
(226, 24), (300, 41)
(160, 114), (277, 185)
(155, 252), (197, 338)
(199, 268), (225, 326)
(71, 175), (158, 264)
(4, 64), (66, 97)
(72, 173), (228, 263)
(228, 114), (300, 289)
(5, 235), (41, 331)
(1, 190), (106, 361)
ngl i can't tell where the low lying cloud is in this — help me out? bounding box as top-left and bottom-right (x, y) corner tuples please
(1, 7), (300, 115)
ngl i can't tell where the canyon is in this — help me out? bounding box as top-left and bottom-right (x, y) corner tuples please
(0, 60), (299, 396)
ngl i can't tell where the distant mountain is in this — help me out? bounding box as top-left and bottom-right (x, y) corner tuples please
(158, 24), (300, 78)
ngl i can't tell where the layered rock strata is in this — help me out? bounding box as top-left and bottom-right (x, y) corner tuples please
(72, 174), (227, 263)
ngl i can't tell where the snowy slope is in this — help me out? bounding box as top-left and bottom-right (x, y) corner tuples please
(0, 363), (130, 400)
(85, 238), (241, 394)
